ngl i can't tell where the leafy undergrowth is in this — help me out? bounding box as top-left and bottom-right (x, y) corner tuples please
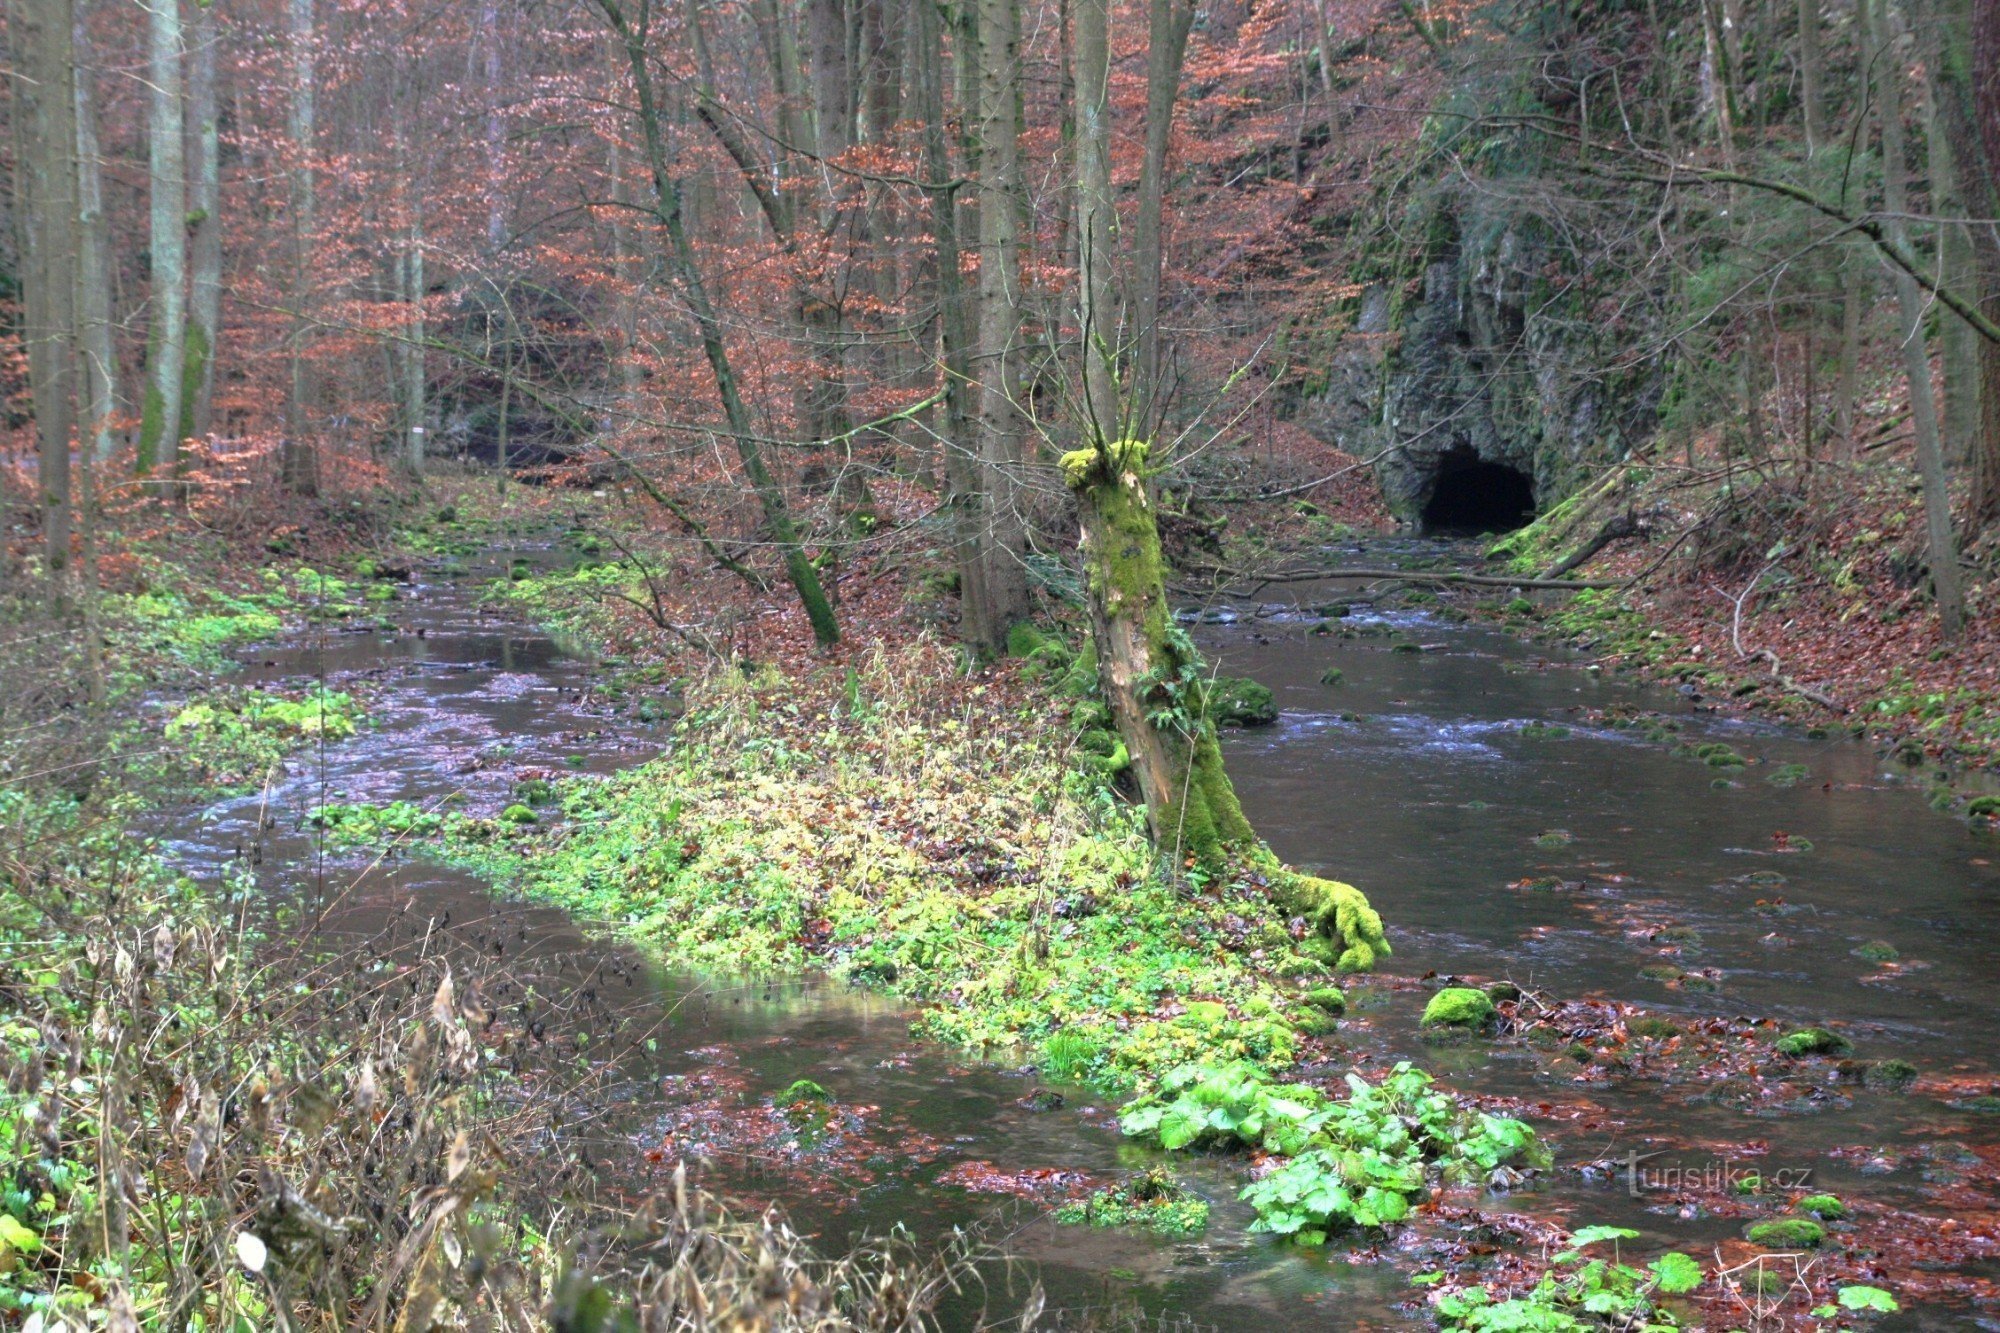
(455, 641), (1375, 1089)
(161, 686), (366, 786)
(1427, 1226), (1702, 1331)
(1053, 1168), (1210, 1237)
(1121, 1061), (1543, 1244)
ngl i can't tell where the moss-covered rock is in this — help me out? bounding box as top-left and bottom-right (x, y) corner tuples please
(1274, 873), (1390, 972)
(1303, 987), (1347, 1014)
(1774, 1028), (1852, 1057)
(1853, 940), (1899, 963)
(775, 1078), (831, 1107)
(1420, 987), (1495, 1029)
(1207, 676), (1278, 727)
(1862, 1058), (1917, 1090)
(1745, 1218), (1825, 1248)
(1797, 1194), (1847, 1219)
(499, 803), (538, 825)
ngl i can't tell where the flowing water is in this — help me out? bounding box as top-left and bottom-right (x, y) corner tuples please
(151, 543), (2000, 1330)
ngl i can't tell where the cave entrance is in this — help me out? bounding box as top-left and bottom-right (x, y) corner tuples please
(1420, 450), (1535, 534)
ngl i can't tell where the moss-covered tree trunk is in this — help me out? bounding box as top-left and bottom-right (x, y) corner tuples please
(1061, 438), (1389, 971)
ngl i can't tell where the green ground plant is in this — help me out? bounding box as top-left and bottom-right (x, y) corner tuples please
(1118, 1061), (1541, 1244)
(1430, 1225), (1702, 1330)
(451, 641), (1371, 1089)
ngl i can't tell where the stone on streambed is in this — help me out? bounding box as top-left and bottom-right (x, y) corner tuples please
(1420, 987), (1495, 1036)
(1207, 677), (1278, 727)
(1774, 1027), (1852, 1057)
(1745, 1217), (1825, 1248)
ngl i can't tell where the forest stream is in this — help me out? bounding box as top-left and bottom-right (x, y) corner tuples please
(148, 540), (2000, 1331)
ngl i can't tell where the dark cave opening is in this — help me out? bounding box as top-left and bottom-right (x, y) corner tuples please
(1420, 450), (1536, 535)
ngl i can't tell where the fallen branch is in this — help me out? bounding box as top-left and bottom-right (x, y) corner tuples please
(1539, 512), (1648, 580)
(1716, 562), (1848, 713)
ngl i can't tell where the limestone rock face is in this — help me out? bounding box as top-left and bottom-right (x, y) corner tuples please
(1305, 196), (1663, 532)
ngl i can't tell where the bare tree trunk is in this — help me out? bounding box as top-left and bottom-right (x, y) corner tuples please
(1934, 0), (2000, 528)
(1131, 0), (1194, 435)
(1927, 91), (1981, 467)
(9, 0), (79, 600)
(481, 0), (506, 253)
(1971, 0), (2000, 527)
(282, 0), (319, 495)
(137, 0), (187, 490)
(1059, 439), (1388, 968)
(1866, 0), (1965, 636)
(73, 12), (118, 464)
(607, 129), (642, 399)
(402, 208), (426, 472)
(968, 0), (1031, 653)
(1073, 0), (1117, 441)
(183, 0), (221, 442)
(1798, 0), (1824, 150)
(913, 0), (988, 641)
(1836, 257), (1865, 455)
(597, 0), (841, 648)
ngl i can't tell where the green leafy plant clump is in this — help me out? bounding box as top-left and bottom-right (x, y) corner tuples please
(1053, 1169), (1209, 1237)
(1431, 1226), (1702, 1331)
(1119, 1061), (1542, 1244)
(162, 687), (365, 786)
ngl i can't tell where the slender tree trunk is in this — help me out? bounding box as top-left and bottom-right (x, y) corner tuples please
(1935, 0), (2000, 528)
(1837, 257), (1865, 455)
(1972, 0), (2000, 527)
(1798, 0), (1824, 151)
(1073, 0), (1117, 441)
(1131, 0), (1194, 435)
(282, 0), (319, 494)
(1926, 82), (1981, 467)
(10, 0), (79, 599)
(968, 0), (1031, 653)
(183, 0), (221, 443)
(1866, 0), (1965, 636)
(73, 13), (118, 464)
(608, 130), (642, 398)
(1059, 439), (1389, 968)
(914, 0), (986, 640)
(138, 0), (187, 490)
(403, 208), (426, 472)
(482, 0), (506, 253)
(598, 0), (841, 648)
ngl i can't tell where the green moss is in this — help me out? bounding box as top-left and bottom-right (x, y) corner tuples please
(1863, 1059), (1917, 1089)
(1773, 1028), (1852, 1057)
(1745, 1218), (1825, 1248)
(1420, 988), (1495, 1029)
(1207, 676), (1278, 727)
(1966, 795), (2000, 819)
(1853, 940), (1899, 963)
(1319, 667), (1344, 686)
(499, 803), (539, 825)
(775, 1078), (831, 1107)
(1797, 1194), (1847, 1219)
(1303, 987), (1347, 1014)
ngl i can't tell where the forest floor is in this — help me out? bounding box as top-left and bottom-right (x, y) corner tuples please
(1231, 448), (2000, 819)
